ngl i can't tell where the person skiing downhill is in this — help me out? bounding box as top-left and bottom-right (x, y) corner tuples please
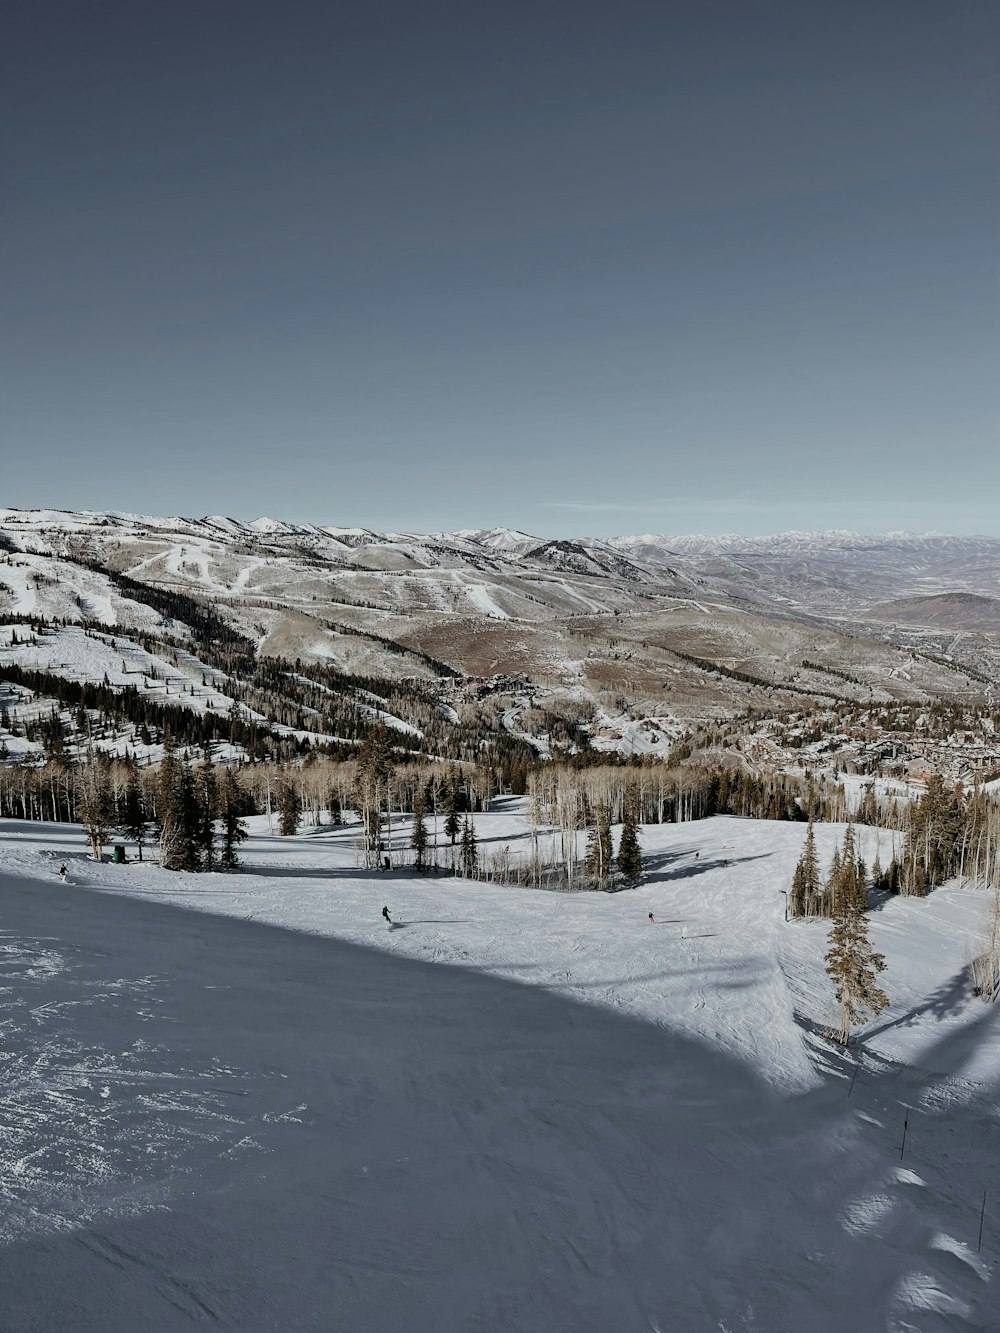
(59, 863), (68, 882)
(648, 912), (655, 924)
(382, 906), (392, 925)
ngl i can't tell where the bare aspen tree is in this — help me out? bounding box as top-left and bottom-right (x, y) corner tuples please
(969, 884), (1000, 1003)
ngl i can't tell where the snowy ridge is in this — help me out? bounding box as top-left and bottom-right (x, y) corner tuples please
(4, 507), (1000, 736)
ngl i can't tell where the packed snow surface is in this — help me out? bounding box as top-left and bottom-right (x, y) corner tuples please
(1, 808), (998, 1331)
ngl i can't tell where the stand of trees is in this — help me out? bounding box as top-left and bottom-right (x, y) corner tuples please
(56, 742), (253, 872)
(154, 740), (250, 871)
(789, 823), (872, 920)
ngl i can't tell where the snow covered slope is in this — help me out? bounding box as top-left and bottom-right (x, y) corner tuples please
(1, 809), (997, 1330)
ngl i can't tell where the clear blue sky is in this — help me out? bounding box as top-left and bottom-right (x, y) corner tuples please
(3, 1), (997, 535)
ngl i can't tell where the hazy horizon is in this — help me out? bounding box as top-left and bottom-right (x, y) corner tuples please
(3, 500), (1000, 543)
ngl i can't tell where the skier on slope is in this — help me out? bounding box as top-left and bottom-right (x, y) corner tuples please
(59, 863), (68, 882)
(382, 905), (393, 925)
(648, 912), (655, 924)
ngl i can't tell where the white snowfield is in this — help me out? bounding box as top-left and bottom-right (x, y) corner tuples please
(1, 808), (998, 1331)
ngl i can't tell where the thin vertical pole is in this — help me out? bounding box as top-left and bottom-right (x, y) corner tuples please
(848, 1061), (860, 1099)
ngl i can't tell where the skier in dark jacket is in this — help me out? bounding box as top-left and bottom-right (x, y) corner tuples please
(382, 906), (392, 924)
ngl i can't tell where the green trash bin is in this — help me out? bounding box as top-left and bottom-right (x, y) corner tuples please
(112, 845), (127, 864)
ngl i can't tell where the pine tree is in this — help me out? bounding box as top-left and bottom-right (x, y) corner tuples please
(884, 857), (900, 894)
(825, 882), (889, 1045)
(120, 765), (148, 861)
(460, 815), (478, 878)
(411, 787), (429, 870)
(218, 768), (249, 870)
(836, 824), (867, 915)
(823, 846), (842, 916)
(197, 756), (217, 870)
(790, 858), (807, 918)
(616, 789), (643, 887)
(858, 785), (878, 826)
(175, 763), (203, 871)
(444, 769), (462, 845)
(900, 774), (966, 896)
(789, 821), (821, 917)
(157, 736), (202, 871)
(278, 781), (299, 836)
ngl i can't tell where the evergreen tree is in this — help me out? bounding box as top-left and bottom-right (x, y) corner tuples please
(857, 785), (878, 826)
(825, 880), (889, 1045)
(120, 765), (148, 861)
(278, 780), (300, 836)
(900, 774), (966, 896)
(410, 787), (429, 870)
(218, 768), (249, 870)
(460, 815), (478, 878)
(197, 756), (217, 870)
(824, 846), (842, 915)
(836, 824), (866, 915)
(789, 821), (821, 917)
(175, 763), (204, 871)
(789, 858), (807, 918)
(156, 735), (201, 871)
(444, 769), (462, 845)
(616, 789), (643, 887)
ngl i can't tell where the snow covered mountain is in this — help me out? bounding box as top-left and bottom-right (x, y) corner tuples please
(9, 510), (1000, 611)
(3, 509), (1000, 765)
(609, 529), (1000, 615)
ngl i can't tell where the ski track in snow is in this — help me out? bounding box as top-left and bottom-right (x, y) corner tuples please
(0, 809), (998, 1330)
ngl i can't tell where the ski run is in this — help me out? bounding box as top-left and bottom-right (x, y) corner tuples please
(1, 804), (998, 1331)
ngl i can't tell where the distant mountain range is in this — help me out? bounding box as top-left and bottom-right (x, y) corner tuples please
(2, 509), (998, 763)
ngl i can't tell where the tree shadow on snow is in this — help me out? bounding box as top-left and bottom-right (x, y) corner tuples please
(859, 967), (974, 1045)
(641, 850), (772, 886)
(1, 870), (997, 1333)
